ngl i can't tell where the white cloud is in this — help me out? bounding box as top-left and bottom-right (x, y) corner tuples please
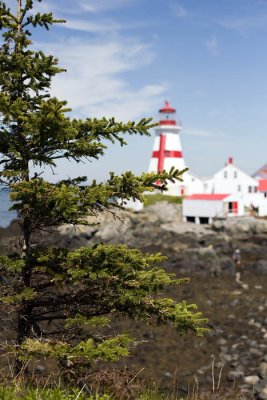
(64, 18), (121, 33)
(172, 2), (188, 18)
(79, 0), (134, 13)
(218, 14), (267, 36)
(35, 0), (134, 15)
(205, 35), (219, 55)
(37, 38), (166, 120)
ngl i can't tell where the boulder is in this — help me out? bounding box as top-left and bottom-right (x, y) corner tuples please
(254, 260), (267, 275)
(244, 375), (260, 385)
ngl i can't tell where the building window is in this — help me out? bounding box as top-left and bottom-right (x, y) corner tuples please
(224, 171), (227, 178)
(237, 185), (241, 192)
(265, 193), (267, 198)
(254, 187), (258, 193)
(248, 186), (252, 193)
(234, 171), (238, 178)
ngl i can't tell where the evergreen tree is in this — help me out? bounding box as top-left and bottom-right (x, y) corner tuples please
(0, 0), (207, 379)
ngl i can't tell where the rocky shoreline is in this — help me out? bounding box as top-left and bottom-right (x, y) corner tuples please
(1, 202), (267, 398)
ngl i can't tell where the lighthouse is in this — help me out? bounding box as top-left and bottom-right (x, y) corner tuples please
(148, 101), (186, 175)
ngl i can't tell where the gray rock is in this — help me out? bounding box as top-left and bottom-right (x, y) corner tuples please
(244, 375), (260, 385)
(143, 201), (183, 224)
(259, 387), (267, 400)
(259, 362), (267, 379)
(219, 257), (235, 275)
(219, 353), (232, 362)
(227, 370), (244, 381)
(217, 338), (227, 346)
(35, 364), (46, 373)
(250, 348), (263, 357)
(254, 260), (267, 275)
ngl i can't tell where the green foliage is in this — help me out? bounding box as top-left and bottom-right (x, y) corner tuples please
(20, 334), (132, 363)
(0, 0), (207, 381)
(0, 386), (110, 400)
(144, 194), (183, 207)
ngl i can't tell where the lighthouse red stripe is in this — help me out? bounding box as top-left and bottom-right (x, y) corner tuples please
(152, 150), (183, 158)
(158, 135), (166, 172)
(159, 120), (176, 126)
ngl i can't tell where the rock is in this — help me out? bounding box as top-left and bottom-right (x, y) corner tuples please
(217, 338), (227, 346)
(244, 375), (260, 385)
(164, 371), (172, 378)
(254, 260), (267, 275)
(227, 370), (244, 381)
(219, 353), (232, 362)
(259, 362), (267, 379)
(219, 257), (235, 275)
(250, 348), (263, 357)
(259, 387), (267, 400)
(143, 202), (183, 224)
(35, 364), (46, 373)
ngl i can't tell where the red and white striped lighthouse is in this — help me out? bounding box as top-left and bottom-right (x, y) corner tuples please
(148, 101), (186, 174)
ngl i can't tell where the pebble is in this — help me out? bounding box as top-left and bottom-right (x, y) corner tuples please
(227, 370), (244, 381)
(35, 364), (46, 373)
(259, 362), (267, 379)
(164, 371), (172, 378)
(259, 387), (267, 400)
(244, 375), (260, 385)
(264, 332), (267, 341)
(219, 353), (232, 362)
(217, 338), (227, 346)
(250, 348), (263, 357)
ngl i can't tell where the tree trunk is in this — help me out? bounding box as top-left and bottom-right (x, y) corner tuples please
(17, 0), (22, 33)
(15, 161), (33, 375)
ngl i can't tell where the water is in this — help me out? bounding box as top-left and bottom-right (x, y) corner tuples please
(0, 189), (17, 227)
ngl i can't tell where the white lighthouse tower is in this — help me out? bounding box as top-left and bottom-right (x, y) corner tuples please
(148, 101), (186, 174)
(148, 101), (204, 196)
(148, 101), (189, 195)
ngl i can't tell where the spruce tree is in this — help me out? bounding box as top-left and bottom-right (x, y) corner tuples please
(0, 0), (207, 380)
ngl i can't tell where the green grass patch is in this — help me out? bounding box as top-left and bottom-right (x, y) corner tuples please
(144, 194), (182, 207)
(0, 386), (110, 400)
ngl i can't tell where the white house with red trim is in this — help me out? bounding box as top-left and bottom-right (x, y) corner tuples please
(204, 157), (259, 207)
(256, 180), (267, 217)
(183, 194), (245, 224)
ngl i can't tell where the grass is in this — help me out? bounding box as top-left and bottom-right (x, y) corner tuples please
(0, 386), (254, 400)
(0, 386), (109, 399)
(144, 194), (182, 207)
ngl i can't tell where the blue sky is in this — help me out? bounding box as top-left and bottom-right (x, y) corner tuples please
(7, 0), (267, 182)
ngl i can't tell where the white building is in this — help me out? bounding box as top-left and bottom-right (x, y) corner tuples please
(257, 180), (267, 217)
(183, 194), (245, 224)
(206, 157), (259, 207)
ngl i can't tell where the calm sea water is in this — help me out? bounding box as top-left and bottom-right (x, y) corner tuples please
(0, 189), (17, 227)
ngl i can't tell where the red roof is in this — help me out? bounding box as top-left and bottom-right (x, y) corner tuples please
(258, 179), (267, 192)
(159, 100), (176, 113)
(185, 194), (230, 201)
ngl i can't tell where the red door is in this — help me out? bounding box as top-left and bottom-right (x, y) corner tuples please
(233, 201), (238, 214)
